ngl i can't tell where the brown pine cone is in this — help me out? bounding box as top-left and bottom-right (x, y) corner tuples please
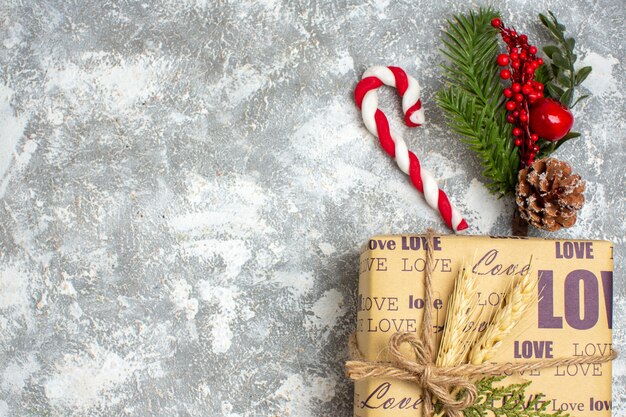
(516, 158), (585, 232)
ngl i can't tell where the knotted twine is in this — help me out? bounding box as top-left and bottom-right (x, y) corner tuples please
(345, 230), (617, 417)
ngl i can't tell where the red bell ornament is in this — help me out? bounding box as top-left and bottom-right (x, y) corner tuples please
(529, 98), (574, 141)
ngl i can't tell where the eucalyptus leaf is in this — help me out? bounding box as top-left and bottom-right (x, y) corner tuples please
(548, 11), (558, 22)
(557, 70), (570, 86)
(543, 45), (560, 58)
(562, 131), (581, 140)
(539, 13), (552, 29)
(552, 52), (568, 68)
(560, 88), (574, 107)
(539, 139), (555, 150)
(546, 82), (565, 99)
(538, 139), (558, 158)
(566, 37), (575, 51)
(571, 94), (590, 107)
(553, 133), (579, 151)
(575, 66), (592, 85)
(550, 64), (560, 77)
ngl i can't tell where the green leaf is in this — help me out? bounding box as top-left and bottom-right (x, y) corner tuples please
(571, 94), (590, 107)
(552, 52), (568, 68)
(562, 131), (581, 140)
(538, 139), (558, 158)
(539, 13), (553, 29)
(575, 66), (592, 85)
(552, 131), (581, 152)
(546, 82), (565, 99)
(550, 63), (560, 76)
(560, 88), (574, 107)
(538, 10), (593, 114)
(557, 70), (570, 86)
(543, 45), (560, 58)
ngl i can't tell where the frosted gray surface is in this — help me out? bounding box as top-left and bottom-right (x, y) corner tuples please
(0, 1), (624, 416)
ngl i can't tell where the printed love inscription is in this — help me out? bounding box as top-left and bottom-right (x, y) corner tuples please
(514, 340), (554, 359)
(555, 241), (594, 259)
(538, 269), (613, 330)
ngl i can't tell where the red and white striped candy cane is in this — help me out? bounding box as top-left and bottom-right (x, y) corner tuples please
(355, 65), (469, 233)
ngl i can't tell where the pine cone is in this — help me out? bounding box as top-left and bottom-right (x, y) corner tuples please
(516, 158), (585, 232)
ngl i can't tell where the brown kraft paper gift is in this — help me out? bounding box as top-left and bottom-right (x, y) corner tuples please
(353, 234), (613, 417)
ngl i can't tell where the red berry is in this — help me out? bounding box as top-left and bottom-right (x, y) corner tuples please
(503, 88), (513, 98)
(529, 98), (574, 141)
(520, 113), (528, 122)
(535, 83), (544, 92)
(506, 101), (517, 111)
(525, 66), (534, 75)
(529, 46), (538, 55)
(528, 93), (539, 103)
(531, 144), (539, 152)
(512, 127), (522, 136)
(537, 58), (544, 65)
(515, 93), (524, 102)
(512, 83), (521, 93)
(511, 60), (521, 69)
(497, 54), (510, 66)
(510, 51), (519, 61)
(531, 134), (539, 142)
(522, 85), (533, 95)
(507, 115), (516, 123)
(500, 69), (511, 79)
(537, 91), (544, 99)
(519, 34), (528, 44)
(520, 51), (528, 60)
(515, 139), (522, 146)
(513, 110), (520, 117)
(491, 18), (502, 27)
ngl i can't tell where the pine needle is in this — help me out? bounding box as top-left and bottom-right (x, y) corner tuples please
(436, 9), (519, 196)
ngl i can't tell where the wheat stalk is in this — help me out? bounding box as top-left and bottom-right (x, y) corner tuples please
(436, 265), (481, 367)
(468, 265), (538, 365)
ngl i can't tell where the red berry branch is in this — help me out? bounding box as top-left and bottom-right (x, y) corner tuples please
(491, 17), (546, 167)
(438, 10), (590, 233)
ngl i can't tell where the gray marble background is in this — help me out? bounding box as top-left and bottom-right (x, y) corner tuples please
(0, 0), (624, 416)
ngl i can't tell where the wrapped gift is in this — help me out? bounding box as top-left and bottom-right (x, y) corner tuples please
(352, 234), (614, 417)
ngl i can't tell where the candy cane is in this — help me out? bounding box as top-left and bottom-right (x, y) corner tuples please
(355, 65), (469, 233)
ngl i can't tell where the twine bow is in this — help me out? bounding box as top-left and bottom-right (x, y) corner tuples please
(345, 230), (617, 417)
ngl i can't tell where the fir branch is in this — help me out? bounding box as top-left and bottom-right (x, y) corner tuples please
(462, 376), (571, 417)
(436, 9), (519, 196)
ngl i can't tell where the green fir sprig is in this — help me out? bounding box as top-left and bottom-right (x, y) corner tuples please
(461, 376), (570, 417)
(436, 9), (519, 197)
